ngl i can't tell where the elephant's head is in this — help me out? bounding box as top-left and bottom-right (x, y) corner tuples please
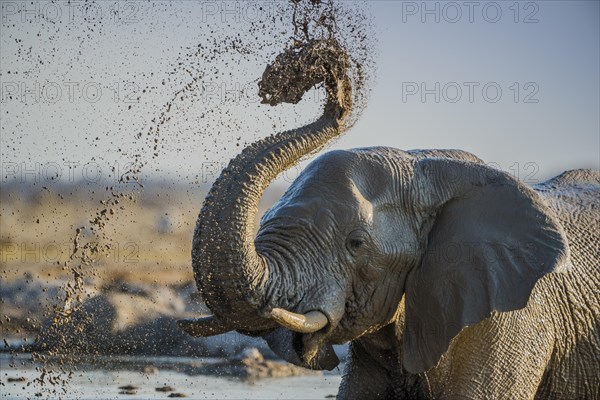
(252, 148), (571, 372)
(180, 38), (571, 373)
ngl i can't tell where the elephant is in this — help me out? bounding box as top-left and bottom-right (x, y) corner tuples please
(178, 38), (600, 399)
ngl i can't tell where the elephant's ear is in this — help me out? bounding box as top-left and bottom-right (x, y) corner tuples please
(401, 159), (571, 373)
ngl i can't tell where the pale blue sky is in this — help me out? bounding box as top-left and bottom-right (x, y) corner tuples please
(1, 1), (598, 187)
(356, 0), (599, 182)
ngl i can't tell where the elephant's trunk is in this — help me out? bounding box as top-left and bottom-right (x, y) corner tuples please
(192, 39), (353, 332)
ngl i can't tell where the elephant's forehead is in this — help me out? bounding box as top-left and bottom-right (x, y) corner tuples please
(268, 188), (356, 219)
(261, 177), (358, 229)
(300, 155), (355, 184)
(261, 148), (412, 224)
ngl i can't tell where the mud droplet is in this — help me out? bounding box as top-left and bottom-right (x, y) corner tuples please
(118, 385), (140, 390)
(156, 385), (175, 392)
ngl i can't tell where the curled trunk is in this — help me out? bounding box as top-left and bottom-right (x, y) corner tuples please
(193, 39), (353, 331)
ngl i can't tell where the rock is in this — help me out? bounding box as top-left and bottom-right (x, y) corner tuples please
(189, 347), (321, 383)
(156, 207), (184, 235)
(0, 274), (97, 336)
(142, 365), (159, 374)
(232, 347), (264, 363)
(168, 394), (187, 398)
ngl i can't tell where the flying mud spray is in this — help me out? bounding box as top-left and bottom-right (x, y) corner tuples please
(3, 0), (375, 397)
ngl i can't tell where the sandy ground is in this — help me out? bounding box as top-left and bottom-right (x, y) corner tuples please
(0, 354), (342, 400)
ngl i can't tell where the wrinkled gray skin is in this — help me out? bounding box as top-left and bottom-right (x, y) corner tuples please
(335, 166), (600, 399)
(183, 39), (600, 399)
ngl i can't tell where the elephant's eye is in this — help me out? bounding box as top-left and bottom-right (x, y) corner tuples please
(348, 238), (364, 250)
(346, 229), (368, 255)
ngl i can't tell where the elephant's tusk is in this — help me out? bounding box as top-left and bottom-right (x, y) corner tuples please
(270, 308), (328, 333)
(177, 315), (233, 337)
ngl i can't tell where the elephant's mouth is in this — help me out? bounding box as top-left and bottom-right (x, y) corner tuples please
(264, 327), (340, 371)
(262, 307), (343, 371)
(178, 302), (344, 370)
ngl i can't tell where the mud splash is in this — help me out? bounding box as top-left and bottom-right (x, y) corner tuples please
(2, 0), (375, 397)
(288, 0), (375, 127)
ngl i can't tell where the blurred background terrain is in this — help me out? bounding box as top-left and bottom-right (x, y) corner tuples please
(1, 181), (288, 357)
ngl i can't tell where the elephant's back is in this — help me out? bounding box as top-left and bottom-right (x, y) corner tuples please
(537, 169), (600, 188)
(534, 169), (599, 271)
(533, 169), (600, 399)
